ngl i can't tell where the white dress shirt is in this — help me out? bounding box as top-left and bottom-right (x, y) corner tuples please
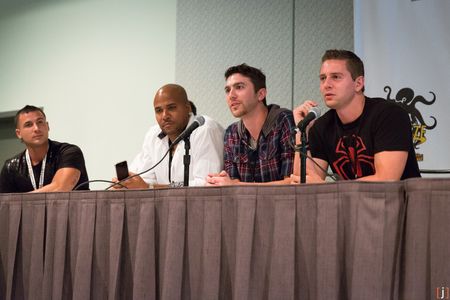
(129, 114), (224, 186)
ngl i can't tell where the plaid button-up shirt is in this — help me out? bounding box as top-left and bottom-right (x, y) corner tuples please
(224, 104), (296, 182)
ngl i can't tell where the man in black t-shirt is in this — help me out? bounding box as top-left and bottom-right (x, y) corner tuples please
(0, 105), (89, 193)
(292, 50), (420, 182)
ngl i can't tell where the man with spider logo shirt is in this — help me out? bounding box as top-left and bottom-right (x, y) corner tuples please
(292, 50), (420, 182)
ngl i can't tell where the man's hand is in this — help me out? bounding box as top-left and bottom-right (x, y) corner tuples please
(290, 172), (325, 184)
(293, 100), (319, 126)
(206, 170), (239, 186)
(112, 172), (150, 189)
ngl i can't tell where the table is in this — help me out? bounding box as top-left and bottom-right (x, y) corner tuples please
(1, 178), (449, 299)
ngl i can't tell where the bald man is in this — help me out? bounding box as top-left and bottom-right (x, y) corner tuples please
(119, 84), (224, 188)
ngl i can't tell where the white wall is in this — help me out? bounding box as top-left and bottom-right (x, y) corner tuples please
(0, 0), (176, 186)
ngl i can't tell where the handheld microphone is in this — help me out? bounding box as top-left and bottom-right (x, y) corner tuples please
(297, 107), (321, 132)
(171, 115), (205, 146)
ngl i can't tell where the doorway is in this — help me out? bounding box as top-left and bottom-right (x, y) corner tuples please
(0, 110), (24, 164)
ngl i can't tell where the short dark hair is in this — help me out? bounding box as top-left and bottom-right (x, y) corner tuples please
(15, 105), (46, 128)
(225, 63), (267, 106)
(188, 100), (197, 116)
(322, 49), (365, 92)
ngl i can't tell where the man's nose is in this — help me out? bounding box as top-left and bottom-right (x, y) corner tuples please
(228, 88), (237, 99)
(162, 110), (170, 119)
(323, 77), (332, 88)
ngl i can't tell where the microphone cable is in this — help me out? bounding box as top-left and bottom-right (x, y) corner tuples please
(289, 129), (341, 182)
(73, 147), (171, 191)
(104, 148), (171, 190)
(295, 146), (341, 181)
(74, 179), (128, 191)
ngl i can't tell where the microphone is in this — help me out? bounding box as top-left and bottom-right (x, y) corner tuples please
(297, 107), (321, 132)
(171, 115), (205, 146)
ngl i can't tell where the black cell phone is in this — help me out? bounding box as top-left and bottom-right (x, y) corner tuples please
(115, 161), (129, 181)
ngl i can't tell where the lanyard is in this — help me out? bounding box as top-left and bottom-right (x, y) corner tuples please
(25, 149), (47, 190)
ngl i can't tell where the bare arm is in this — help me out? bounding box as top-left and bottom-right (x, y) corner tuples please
(31, 167), (81, 192)
(356, 151), (408, 181)
(292, 151), (408, 183)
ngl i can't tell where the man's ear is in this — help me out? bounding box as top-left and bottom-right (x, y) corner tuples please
(15, 128), (21, 139)
(257, 88), (267, 102)
(355, 76), (365, 93)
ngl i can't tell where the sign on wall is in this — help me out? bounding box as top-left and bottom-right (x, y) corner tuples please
(354, 0), (450, 173)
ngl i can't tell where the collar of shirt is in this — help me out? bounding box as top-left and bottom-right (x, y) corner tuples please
(237, 104), (285, 141)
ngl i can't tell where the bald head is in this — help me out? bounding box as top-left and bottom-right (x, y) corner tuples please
(153, 84), (191, 141)
(155, 84), (189, 105)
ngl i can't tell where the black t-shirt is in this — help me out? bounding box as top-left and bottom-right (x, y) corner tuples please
(0, 140), (89, 193)
(309, 97), (421, 180)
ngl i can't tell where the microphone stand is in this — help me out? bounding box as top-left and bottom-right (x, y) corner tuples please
(299, 129), (308, 184)
(183, 136), (191, 186)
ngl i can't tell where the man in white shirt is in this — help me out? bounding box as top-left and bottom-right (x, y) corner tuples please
(119, 84), (224, 188)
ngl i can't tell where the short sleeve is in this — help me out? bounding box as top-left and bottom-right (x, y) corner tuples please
(57, 144), (86, 171)
(373, 104), (412, 153)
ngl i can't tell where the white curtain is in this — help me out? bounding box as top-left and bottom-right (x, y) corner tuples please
(354, 0), (450, 174)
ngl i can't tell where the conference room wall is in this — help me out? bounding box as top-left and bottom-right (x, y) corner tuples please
(176, 0), (354, 128)
(0, 0), (176, 184)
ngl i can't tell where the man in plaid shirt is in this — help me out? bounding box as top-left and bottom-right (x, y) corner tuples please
(206, 63), (296, 185)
